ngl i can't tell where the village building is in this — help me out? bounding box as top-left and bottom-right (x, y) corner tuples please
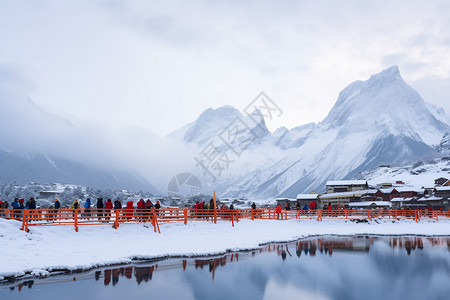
(429, 186), (450, 210)
(375, 188), (400, 201)
(348, 201), (391, 209)
(434, 177), (449, 186)
(319, 189), (375, 209)
(326, 180), (368, 193)
(296, 193), (319, 209)
(275, 198), (296, 209)
(38, 190), (61, 199)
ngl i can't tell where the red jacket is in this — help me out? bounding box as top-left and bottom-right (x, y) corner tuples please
(276, 205), (282, 213)
(126, 201), (134, 209)
(137, 200), (144, 209)
(105, 201), (113, 209)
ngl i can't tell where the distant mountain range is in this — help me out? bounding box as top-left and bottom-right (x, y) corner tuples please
(0, 85), (160, 193)
(1, 66), (449, 198)
(169, 66), (450, 198)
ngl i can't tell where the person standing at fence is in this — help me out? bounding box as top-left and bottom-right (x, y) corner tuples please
(72, 199), (80, 209)
(105, 199), (113, 222)
(276, 204), (282, 220)
(144, 200), (153, 221)
(28, 198), (36, 220)
(84, 198), (91, 220)
(209, 199), (215, 220)
(285, 201), (291, 211)
(96, 198), (104, 222)
(71, 199), (80, 219)
(114, 200), (122, 209)
(137, 198), (144, 221)
(1, 200), (8, 217)
(52, 198), (60, 221)
(126, 200), (134, 220)
(11, 198), (20, 218)
(251, 202), (256, 219)
(154, 201), (161, 217)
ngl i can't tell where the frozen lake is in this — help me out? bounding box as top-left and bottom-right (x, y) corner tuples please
(2, 236), (449, 300)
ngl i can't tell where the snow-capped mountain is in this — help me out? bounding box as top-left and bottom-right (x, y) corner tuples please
(169, 66), (450, 198)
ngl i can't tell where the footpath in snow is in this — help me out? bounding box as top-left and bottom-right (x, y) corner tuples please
(1, 218), (449, 280)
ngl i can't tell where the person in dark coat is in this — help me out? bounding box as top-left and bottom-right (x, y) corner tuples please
(96, 198), (104, 221)
(285, 201), (291, 211)
(28, 198), (37, 219)
(154, 201), (161, 217)
(143, 200), (153, 221)
(251, 202), (257, 219)
(114, 200), (122, 209)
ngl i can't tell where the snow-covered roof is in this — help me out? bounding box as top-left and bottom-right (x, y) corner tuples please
(434, 186), (450, 191)
(417, 196), (443, 201)
(349, 201), (391, 207)
(321, 190), (375, 199)
(275, 198), (296, 201)
(379, 188), (396, 194)
(390, 197), (414, 202)
(395, 187), (424, 193)
(326, 180), (367, 186)
(296, 194), (318, 200)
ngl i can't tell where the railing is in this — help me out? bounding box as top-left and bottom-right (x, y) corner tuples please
(1, 208), (449, 233)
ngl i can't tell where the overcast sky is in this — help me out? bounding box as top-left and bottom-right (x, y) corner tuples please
(1, 0), (449, 135)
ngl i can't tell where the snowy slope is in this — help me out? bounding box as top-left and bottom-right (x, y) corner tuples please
(439, 132), (450, 157)
(364, 158), (450, 189)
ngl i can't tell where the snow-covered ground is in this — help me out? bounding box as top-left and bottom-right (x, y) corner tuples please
(1, 218), (449, 281)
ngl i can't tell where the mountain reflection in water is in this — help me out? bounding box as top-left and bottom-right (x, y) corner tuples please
(3, 236), (450, 300)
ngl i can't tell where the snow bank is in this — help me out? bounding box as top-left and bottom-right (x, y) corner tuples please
(1, 218), (449, 280)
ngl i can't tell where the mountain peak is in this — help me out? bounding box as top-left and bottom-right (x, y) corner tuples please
(367, 65), (402, 85)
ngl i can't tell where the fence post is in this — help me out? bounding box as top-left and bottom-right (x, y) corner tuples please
(114, 210), (119, 229)
(152, 210), (161, 234)
(184, 208), (187, 225)
(368, 210), (372, 221)
(268, 209), (271, 219)
(345, 209), (348, 219)
(231, 211), (234, 227)
(251, 208), (254, 221)
(21, 210), (27, 231)
(414, 210), (418, 223)
(74, 209), (78, 232)
(235, 210), (239, 222)
(213, 191), (217, 224)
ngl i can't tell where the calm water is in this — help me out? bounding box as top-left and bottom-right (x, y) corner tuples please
(2, 236), (450, 300)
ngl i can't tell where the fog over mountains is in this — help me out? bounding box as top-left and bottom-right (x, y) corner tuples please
(1, 66), (449, 198)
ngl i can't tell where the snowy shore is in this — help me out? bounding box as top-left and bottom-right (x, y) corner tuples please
(1, 218), (449, 280)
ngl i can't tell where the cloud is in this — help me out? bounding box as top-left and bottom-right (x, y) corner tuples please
(0, 0), (449, 136)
